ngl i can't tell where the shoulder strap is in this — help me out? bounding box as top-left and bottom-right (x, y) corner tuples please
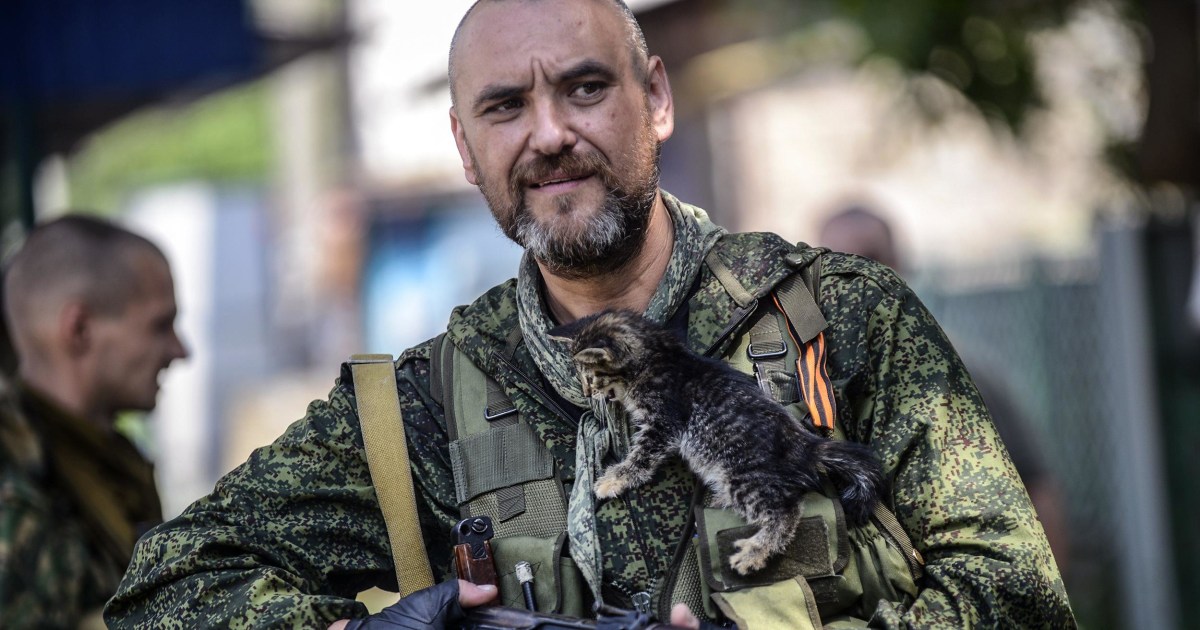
(771, 252), (837, 435)
(706, 242), (836, 433)
(349, 353), (435, 597)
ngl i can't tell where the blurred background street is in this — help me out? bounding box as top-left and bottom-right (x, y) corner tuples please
(2, 1), (1197, 627)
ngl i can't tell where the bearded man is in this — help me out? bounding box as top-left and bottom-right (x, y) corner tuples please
(106, 1), (1074, 628)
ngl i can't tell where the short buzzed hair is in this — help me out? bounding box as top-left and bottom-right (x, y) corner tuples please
(3, 215), (166, 333)
(447, 0), (650, 107)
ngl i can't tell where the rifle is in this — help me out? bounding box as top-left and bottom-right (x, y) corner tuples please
(452, 516), (688, 630)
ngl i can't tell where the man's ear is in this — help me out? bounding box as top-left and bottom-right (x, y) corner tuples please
(644, 56), (674, 144)
(449, 106), (479, 185)
(58, 301), (91, 357)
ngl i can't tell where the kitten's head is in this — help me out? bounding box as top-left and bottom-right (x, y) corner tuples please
(548, 309), (656, 397)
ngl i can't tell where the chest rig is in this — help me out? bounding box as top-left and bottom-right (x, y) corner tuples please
(357, 237), (924, 629)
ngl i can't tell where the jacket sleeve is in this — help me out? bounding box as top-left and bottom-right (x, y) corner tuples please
(824, 263), (1075, 629)
(104, 356), (461, 629)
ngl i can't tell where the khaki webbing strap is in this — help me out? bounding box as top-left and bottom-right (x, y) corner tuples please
(771, 253), (838, 435)
(872, 502), (926, 578)
(772, 293), (837, 435)
(482, 376), (525, 521)
(773, 272), (827, 344)
(350, 354), (435, 597)
(747, 311), (797, 404)
(485, 379), (518, 423)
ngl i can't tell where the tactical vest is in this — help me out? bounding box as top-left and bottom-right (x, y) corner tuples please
(426, 238), (924, 629)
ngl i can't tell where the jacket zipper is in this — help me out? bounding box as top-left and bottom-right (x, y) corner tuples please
(493, 351), (580, 430)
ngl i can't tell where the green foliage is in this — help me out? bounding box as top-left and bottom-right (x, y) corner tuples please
(67, 81), (273, 213)
(727, 0), (1078, 130)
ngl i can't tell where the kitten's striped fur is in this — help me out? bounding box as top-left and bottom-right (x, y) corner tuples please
(552, 309), (886, 575)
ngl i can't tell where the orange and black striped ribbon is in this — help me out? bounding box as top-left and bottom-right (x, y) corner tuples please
(772, 293), (837, 434)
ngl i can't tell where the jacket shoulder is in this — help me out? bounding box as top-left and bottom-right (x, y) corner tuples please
(706, 231), (812, 299)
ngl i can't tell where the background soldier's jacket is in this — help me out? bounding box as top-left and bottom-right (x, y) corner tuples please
(104, 201), (1074, 628)
(1, 384), (162, 629)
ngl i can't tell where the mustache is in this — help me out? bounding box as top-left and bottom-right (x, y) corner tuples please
(508, 151), (616, 197)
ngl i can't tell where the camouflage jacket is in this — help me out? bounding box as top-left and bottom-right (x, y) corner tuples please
(106, 228), (1074, 628)
(0, 384), (162, 629)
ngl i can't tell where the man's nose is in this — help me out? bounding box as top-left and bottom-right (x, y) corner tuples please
(529, 101), (577, 156)
(170, 331), (190, 362)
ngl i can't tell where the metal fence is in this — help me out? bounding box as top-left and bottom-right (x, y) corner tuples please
(912, 228), (1176, 629)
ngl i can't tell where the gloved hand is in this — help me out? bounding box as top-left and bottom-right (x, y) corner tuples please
(344, 580), (497, 629)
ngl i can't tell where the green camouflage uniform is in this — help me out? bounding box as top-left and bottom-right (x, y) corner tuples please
(106, 193), (1074, 628)
(0, 384), (162, 629)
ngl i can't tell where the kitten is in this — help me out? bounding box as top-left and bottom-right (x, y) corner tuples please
(550, 309), (886, 575)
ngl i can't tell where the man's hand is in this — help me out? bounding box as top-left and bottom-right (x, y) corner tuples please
(329, 580), (498, 629)
(672, 603), (735, 629)
(670, 603), (701, 629)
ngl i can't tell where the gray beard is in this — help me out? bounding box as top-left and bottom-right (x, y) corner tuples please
(512, 185), (656, 280)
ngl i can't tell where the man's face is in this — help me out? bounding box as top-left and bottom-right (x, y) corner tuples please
(89, 254), (188, 413)
(450, 0), (674, 278)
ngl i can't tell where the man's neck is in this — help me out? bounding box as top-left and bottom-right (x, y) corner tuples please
(18, 363), (112, 432)
(540, 197), (674, 324)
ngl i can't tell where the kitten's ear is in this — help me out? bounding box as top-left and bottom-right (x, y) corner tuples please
(573, 347), (612, 365)
(547, 318), (587, 343)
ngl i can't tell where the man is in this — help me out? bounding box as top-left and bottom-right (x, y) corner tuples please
(0, 215), (189, 628)
(817, 204), (1072, 578)
(107, 1), (1074, 628)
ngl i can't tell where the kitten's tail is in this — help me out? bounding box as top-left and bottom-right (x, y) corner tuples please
(815, 439), (887, 526)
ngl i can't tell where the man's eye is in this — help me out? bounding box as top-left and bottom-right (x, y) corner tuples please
(488, 98), (523, 114)
(573, 82), (605, 99)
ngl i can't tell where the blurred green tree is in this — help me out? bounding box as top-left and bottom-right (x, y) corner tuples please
(67, 81), (272, 213)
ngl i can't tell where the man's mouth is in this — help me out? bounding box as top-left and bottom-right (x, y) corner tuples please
(529, 173), (590, 189)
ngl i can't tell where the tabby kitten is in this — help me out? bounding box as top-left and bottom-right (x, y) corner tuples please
(550, 309), (885, 575)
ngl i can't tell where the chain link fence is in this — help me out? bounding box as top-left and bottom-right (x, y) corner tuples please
(914, 255), (1125, 629)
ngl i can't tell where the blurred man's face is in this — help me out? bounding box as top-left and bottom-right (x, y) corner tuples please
(89, 253), (188, 413)
(449, 0), (674, 278)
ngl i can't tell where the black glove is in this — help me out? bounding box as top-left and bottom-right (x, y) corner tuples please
(345, 580), (465, 629)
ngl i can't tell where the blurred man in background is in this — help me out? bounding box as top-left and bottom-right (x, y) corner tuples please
(0, 215), (188, 628)
(817, 204), (1070, 575)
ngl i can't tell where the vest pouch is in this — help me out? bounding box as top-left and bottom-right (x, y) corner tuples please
(450, 422), (568, 539)
(692, 492), (844, 629)
(711, 579), (821, 630)
(450, 421), (584, 614)
(489, 532), (587, 616)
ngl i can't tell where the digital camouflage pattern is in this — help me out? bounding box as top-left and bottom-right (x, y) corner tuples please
(1, 384), (160, 629)
(106, 195), (1074, 628)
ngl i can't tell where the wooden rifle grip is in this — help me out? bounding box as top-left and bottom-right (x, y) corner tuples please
(453, 540), (499, 587)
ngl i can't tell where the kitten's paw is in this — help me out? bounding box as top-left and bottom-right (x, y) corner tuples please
(594, 469), (629, 499)
(729, 539), (769, 575)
